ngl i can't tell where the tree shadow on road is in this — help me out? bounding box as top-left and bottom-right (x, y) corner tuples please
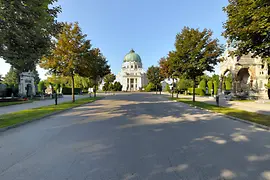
(53, 94), (270, 180)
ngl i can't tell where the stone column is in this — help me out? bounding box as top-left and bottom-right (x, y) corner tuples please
(128, 78), (130, 91)
(128, 78), (131, 91)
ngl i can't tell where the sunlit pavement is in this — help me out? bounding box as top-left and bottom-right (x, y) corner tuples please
(0, 93), (270, 180)
(0, 95), (89, 115)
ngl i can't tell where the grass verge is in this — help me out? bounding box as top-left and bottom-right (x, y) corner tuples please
(0, 97), (101, 129)
(171, 98), (270, 127)
(0, 100), (34, 107)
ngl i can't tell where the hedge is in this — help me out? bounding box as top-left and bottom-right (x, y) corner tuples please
(188, 88), (205, 96)
(62, 87), (82, 95)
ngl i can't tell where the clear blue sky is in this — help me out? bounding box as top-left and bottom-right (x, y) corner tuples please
(0, 0), (228, 79)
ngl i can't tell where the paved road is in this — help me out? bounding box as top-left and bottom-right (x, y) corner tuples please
(0, 95), (88, 115)
(0, 93), (270, 180)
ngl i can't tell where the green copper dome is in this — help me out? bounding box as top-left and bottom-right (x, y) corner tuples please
(124, 49), (142, 63)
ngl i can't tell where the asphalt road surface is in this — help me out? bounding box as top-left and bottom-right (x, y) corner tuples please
(0, 93), (270, 180)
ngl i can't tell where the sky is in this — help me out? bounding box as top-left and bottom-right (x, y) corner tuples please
(0, 0), (228, 79)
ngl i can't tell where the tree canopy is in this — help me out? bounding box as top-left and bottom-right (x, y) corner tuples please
(173, 27), (223, 101)
(147, 66), (163, 93)
(78, 48), (110, 97)
(223, 0), (270, 61)
(0, 0), (61, 73)
(104, 73), (116, 84)
(40, 22), (90, 102)
(3, 67), (18, 87)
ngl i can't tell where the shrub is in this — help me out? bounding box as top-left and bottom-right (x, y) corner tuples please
(214, 81), (218, 95)
(188, 88), (205, 96)
(38, 81), (45, 93)
(113, 82), (122, 91)
(199, 80), (206, 92)
(165, 84), (171, 93)
(207, 80), (213, 95)
(225, 80), (232, 90)
(145, 83), (155, 92)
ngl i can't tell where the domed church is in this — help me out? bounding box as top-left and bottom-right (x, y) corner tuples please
(116, 49), (148, 91)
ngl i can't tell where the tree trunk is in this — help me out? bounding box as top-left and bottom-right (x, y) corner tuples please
(94, 81), (97, 98)
(193, 79), (196, 102)
(156, 85), (157, 94)
(171, 78), (174, 98)
(71, 75), (75, 102)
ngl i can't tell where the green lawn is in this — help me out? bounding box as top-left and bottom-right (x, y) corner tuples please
(0, 100), (34, 107)
(0, 97), (101, 129)
(171, 98), (270, 127)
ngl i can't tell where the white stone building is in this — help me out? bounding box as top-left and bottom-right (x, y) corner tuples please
(116, 49), (148, 91)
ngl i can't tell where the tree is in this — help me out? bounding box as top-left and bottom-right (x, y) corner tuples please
(159, 57), (173, 79)
(3, 67), (18, 87)
(147, 66), (163, 94)
(174, 27), (223, 102)
(0, 1), (61, 73)
(38, 81), (46, 93)
(78, 48), (111, 97)
(40, 22), (90, 102)
(177, 79), (190, 94)
(104, 73), (116, 84)
(102, 82), (109, 92)
(113, 82), (122, 91)
(33, 69), (40, 85)
(223, 0), (270, 61)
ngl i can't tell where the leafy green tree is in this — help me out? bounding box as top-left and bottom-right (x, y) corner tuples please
(40, 22), (90, 102)
(38, 81), (46, 93)
(147, 66), (164, 94)
(104, 73), (116, 84)
(223, 0), (270, 61)
(0, 0), (61, 73)
(177, 79), (190, 93)
(113, 82), (122, 91)
(33, 69), (40, 85)
(3, 67), (18, 87)
(174, 27), (223, 102)
(102, 82), (109, 92)
(79, 48), (111, 97)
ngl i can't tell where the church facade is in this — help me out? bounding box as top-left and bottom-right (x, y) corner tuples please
(116, 49), (148, 91)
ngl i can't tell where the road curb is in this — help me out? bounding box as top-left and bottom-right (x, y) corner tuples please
(0, 97), (104, 133)
(173, 100), (270, 131)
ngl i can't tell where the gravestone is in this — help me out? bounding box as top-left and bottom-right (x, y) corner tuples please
(19, 72), (36, 97)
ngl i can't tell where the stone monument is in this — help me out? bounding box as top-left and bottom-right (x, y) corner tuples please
(19, 71), (36, 97)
